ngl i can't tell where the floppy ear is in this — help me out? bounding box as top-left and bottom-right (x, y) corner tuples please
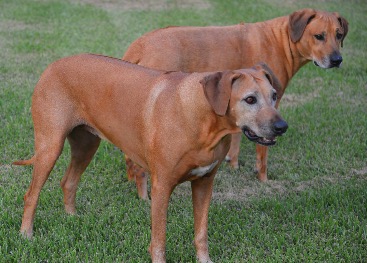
(200, 71), (241, 116)
(253, 62), (283, 99)
(288, 8), (317, 43)
(335, 13), (349, 47)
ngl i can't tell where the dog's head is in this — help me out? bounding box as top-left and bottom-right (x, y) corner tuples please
(201, 63), (288, 146)
(288, 8), (349, 68)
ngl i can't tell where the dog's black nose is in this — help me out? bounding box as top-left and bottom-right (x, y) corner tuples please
(330, 53), (343, 67)
(273, 119), (288, 135)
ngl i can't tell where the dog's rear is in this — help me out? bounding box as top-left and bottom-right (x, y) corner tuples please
(16, 54), (161, 238)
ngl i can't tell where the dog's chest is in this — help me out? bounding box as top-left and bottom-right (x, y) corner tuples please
(190, 160), (219, 177)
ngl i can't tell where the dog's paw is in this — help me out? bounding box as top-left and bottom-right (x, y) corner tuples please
(197, 257), (213, 263)
(20, 229), (33, 240)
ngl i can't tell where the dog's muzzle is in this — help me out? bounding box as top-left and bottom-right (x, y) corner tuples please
(242, 120), (288, 146)
(314, 52), (343, 68)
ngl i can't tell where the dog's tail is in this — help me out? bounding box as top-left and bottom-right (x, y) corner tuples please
(12, 156), (35, 166)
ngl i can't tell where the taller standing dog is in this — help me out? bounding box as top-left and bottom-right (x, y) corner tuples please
(123, 8), (348, 197)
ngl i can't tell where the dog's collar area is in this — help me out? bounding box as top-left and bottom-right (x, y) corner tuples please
(242, 127), (277, 146)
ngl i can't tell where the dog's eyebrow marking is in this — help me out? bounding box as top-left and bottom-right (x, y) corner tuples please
(190, 160), (218, 177)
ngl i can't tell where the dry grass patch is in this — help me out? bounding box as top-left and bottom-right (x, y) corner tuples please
(170, 169), (359, 204)
(280, 77), (323, 108)
(0, 20), (33, 32)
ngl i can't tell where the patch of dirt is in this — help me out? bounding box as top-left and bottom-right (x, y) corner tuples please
(0, 164), (25, 183)
(280, 79), (322, 108)
(280, 89), (320, 108)
(352, 167), (367, 175)
(75, 0), (211, 11)
(0, 164), (13, 173)
(212, 179), (290, 202)
(206, 172), (361, 203)
(0, 20), (32, 32)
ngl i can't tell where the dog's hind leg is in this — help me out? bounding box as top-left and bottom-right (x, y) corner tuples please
(20, 131), (66, 239)
(60, 126), (101, 215)
(225, 132), (241, 169)
(125, 156), (149, 200)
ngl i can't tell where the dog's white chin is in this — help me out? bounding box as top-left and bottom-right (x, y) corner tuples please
(313, 60), (328, 69)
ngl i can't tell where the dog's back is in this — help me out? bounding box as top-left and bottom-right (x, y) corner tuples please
(123, 25), (251, 72)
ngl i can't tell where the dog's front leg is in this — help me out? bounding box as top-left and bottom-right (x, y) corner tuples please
(191, 174), (216, 263)
(149, 177), (175, 263)
(255, 144), (268, 181)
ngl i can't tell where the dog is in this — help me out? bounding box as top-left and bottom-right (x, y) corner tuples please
(13, 54), (287, 262)
(122, 8), (348, 198)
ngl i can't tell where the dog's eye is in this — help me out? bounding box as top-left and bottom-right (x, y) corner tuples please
(244, 96), (257, 105)
(272, 93), (277, 101)
(336, 33), (343, 40)
(314, 34), (324, 41)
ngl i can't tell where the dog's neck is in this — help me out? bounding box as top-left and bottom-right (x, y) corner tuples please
(253, 16), (311, 94)
(199, 113), (240, 151)
(281, 16), (311, 84)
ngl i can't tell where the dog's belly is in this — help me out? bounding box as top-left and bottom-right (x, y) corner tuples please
(82, 125), (110, 142)
(80, 124), (148, 170)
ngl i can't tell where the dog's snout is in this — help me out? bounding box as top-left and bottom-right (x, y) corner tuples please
(330, 52), (343, 67)
(272, 119), (288, 135)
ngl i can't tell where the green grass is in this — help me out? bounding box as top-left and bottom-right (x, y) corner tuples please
(1, 0), (366, 262)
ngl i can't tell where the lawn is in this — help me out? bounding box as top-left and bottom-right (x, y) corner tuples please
(0, 0), (366, 262)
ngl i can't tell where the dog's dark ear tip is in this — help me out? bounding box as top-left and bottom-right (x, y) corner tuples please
(336, 15), (349, 47)
(254, 62), (283, 96)
(289, 8), (317, 43)
(264, 72), (272, 83)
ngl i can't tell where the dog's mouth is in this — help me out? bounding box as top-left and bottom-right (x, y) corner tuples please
(242, 127), (276, 146)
